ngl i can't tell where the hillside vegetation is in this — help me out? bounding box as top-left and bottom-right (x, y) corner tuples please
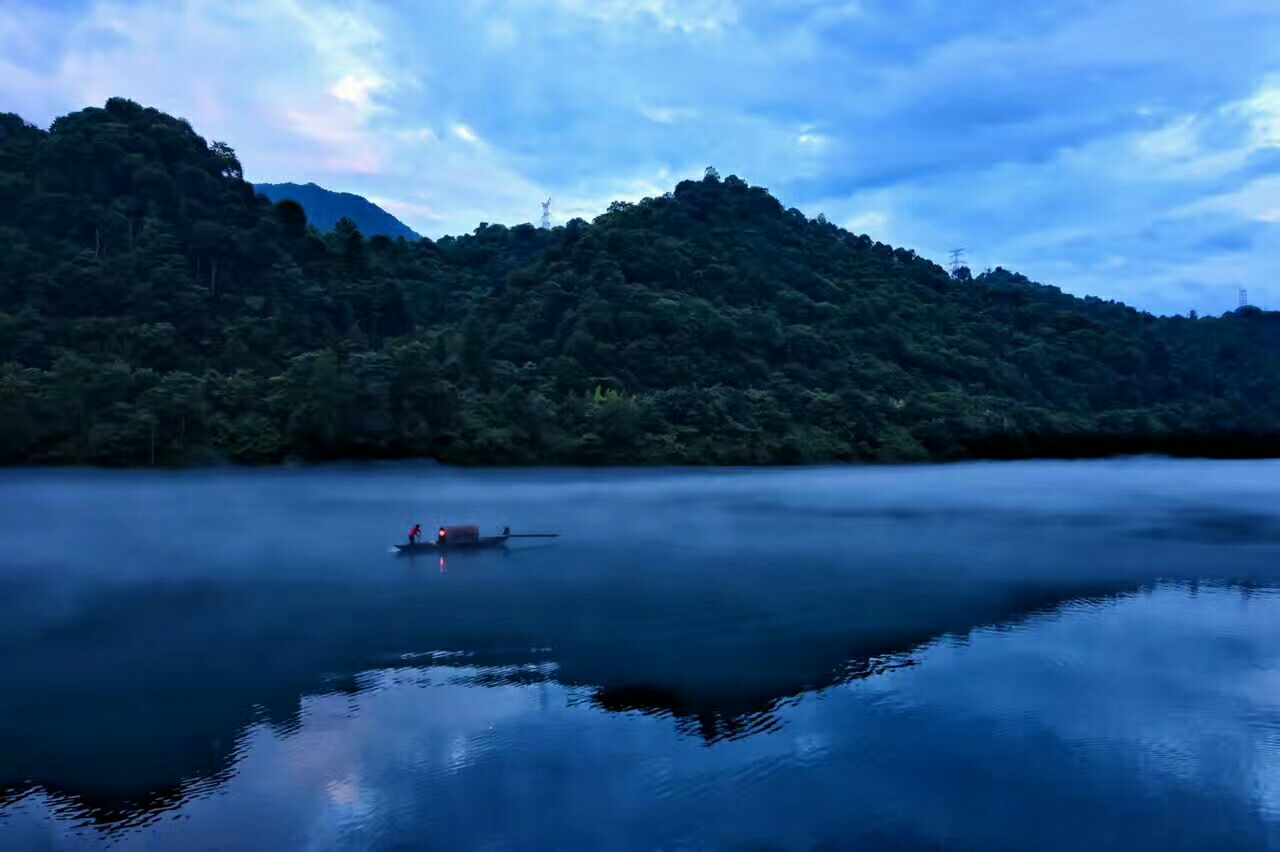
(2, 98), (1279, 466)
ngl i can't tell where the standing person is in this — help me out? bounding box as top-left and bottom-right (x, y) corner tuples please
(408, 523), (422, 545)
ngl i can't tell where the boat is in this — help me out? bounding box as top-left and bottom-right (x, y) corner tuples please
(393, 524), (557, 555)
(394, 535), (511, 554)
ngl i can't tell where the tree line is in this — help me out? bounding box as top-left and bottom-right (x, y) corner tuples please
(3, 98), (1279, 467)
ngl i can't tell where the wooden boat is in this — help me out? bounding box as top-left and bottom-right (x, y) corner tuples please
(394, 524), (557, 555)
(394, 535), (511, 554)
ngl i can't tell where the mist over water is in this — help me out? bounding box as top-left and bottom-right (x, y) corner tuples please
(3, 460), (1280, 849)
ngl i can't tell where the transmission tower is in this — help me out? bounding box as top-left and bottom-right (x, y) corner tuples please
(1239, 288), (1249, 308)
(948, 248), (967, 275)
(540, 197), (551, 230)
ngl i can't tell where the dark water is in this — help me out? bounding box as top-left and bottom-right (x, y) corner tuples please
(3, 460), (1280, 850)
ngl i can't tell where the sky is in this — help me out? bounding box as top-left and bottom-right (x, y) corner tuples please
(1, 0), (1278, 315)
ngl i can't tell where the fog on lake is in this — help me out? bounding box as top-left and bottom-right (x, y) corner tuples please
(2, 459), (1280, 850)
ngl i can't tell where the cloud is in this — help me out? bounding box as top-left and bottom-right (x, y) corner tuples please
(329, 73), (388, 116)
(553, 0), (739, 34)
(844, 212), (888, 235)
(795, 132), (829, 149)
(639, 105), (698, 125)
(367, 196), (444, 224)
(1134, 117), (1201, 162)
(399, 127), (440, 144)
(483, 18), (518, 51)
(1183, 174), (1280, 225)
(1236, 78), (1280, 150)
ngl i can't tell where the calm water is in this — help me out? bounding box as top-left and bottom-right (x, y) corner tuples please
(3, 460), (1280, 850)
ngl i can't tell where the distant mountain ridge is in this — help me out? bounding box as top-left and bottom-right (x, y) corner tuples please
(254, 181), (421, 241)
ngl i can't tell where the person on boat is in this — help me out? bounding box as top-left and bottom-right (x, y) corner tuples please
(408, 523), (422, 545)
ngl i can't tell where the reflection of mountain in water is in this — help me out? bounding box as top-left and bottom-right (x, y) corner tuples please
(590, 651), (924, 743)
(0, 567), (1212, 822)
(2, 463), (1280, 825)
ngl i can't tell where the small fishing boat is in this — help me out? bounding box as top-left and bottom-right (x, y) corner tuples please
(394, 524), (557, 555)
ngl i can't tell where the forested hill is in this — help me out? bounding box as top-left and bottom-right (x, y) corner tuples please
(2, 98), (1280, 467)
(254, 182), (420, 241)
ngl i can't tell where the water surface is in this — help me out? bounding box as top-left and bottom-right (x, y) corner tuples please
(3, 460), (1280, 849)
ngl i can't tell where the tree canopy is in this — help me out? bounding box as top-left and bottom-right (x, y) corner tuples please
(3, 99), (1280, 466)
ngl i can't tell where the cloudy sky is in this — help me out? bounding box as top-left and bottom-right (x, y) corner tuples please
(2, 0), (1278, 315)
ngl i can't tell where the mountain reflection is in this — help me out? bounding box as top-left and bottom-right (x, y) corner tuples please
(2, 461), (1280, 830)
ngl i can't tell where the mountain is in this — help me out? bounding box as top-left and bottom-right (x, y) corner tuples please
(254, 181), (421, 241)
(2, 98), (1279, 467)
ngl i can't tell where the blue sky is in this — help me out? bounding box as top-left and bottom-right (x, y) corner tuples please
(2, 0), (1278, 315)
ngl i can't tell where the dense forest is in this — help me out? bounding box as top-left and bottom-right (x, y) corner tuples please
(2, 98), (1279, 467)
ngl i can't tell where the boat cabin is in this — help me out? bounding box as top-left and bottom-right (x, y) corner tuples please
(437, 524), (480, 545)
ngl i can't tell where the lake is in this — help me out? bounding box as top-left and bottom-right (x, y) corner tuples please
(3, 460), (1280, 850)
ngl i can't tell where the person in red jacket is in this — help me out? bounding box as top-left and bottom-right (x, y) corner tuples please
(408, 523), (422, 545)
